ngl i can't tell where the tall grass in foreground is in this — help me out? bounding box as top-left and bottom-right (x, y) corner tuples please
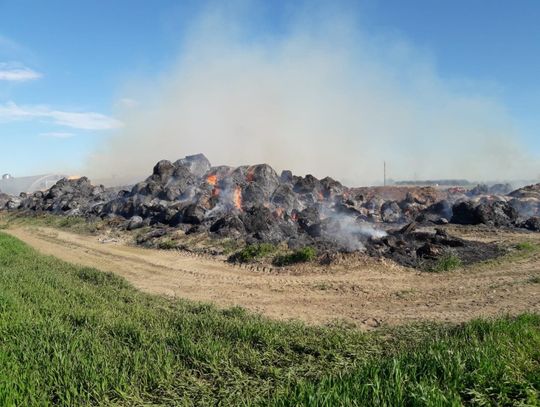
(0, 232), (538, 406)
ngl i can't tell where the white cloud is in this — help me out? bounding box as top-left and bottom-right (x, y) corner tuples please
(47, 110), (123, 130)
(40, 132), (75, 138)
(0, 101), (123, 130)
(0, 62), (42, 82)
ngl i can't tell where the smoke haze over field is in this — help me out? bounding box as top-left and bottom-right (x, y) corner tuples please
(88, 3), (540, 185)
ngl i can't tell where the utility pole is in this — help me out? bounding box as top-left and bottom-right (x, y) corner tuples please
(383, 161), (386, 187)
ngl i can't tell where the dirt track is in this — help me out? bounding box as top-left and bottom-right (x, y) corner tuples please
(6, 226), (540, 328)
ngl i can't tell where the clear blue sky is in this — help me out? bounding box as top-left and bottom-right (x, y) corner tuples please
(0, 0), (539, 176)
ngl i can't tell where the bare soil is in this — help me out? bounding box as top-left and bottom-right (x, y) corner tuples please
(5, 225), (540, 329)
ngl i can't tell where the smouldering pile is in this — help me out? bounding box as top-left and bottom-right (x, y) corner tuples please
(3, 153), (539, 267)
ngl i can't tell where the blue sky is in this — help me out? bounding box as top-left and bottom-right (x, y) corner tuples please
(0, 0), (539, 178)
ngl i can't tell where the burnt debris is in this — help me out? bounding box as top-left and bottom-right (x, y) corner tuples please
(366, 223), (501, 269)
(2, 153), (538, 268)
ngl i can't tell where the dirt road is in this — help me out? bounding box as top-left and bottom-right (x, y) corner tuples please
(6, 226), (540, 328)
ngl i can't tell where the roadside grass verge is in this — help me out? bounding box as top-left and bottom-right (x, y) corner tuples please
(0, 211), (102, 235)
(0, 212), (245, 256)
(0, 232), (538, 406)
(516, 241), (539, 252)
(273, 315), (540, 406)
(272, 246), (317, 267)
(228, 242), (277, 263)
(428, 252), (462, 273)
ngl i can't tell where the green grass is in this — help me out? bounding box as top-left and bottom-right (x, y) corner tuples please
(429, 252), (463, 273)
(272, 246), (317, 267)
(0, 232), (539, 406)
(228, 243), (277, 263)
(0, 212), (102, 235)
(157, 238), (178, 250)
(516, 241), (538, 252)
(274, 317), (540, 406)
(216, 238), (244, 255)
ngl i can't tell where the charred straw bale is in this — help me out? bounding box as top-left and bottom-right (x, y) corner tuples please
(2, 153), (538, 268)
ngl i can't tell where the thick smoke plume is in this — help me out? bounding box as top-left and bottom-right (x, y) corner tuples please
(88, 3), (540, 185)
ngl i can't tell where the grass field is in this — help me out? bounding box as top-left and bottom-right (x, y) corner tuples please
(0, 212), (101, 235)
(0, 232), (539, 406)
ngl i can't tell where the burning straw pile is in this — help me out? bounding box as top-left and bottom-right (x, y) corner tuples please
(3, 153), (539, 268)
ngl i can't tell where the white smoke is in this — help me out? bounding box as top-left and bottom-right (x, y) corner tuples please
(88, 2), (540, 185)
(317, 202), (388, 252)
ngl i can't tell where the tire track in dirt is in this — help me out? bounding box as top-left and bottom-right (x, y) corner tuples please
(5, 226), (540, 328)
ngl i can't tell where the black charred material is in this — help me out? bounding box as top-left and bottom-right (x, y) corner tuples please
(416, 200), (452, 224)
(451, 200), (518, 227)
(14, 177), (115, 217)
(522, 216), (540, 232)
(367, 227), (501, 269)
(2, 153), (539, 268)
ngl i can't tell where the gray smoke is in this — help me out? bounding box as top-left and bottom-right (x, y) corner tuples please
(88, 3), (540, 185)
(320, 202), (388, 252)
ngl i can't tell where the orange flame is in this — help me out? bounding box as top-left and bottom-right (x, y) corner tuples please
(207, 174), (217, 186)
(233, 186), (242, 210)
